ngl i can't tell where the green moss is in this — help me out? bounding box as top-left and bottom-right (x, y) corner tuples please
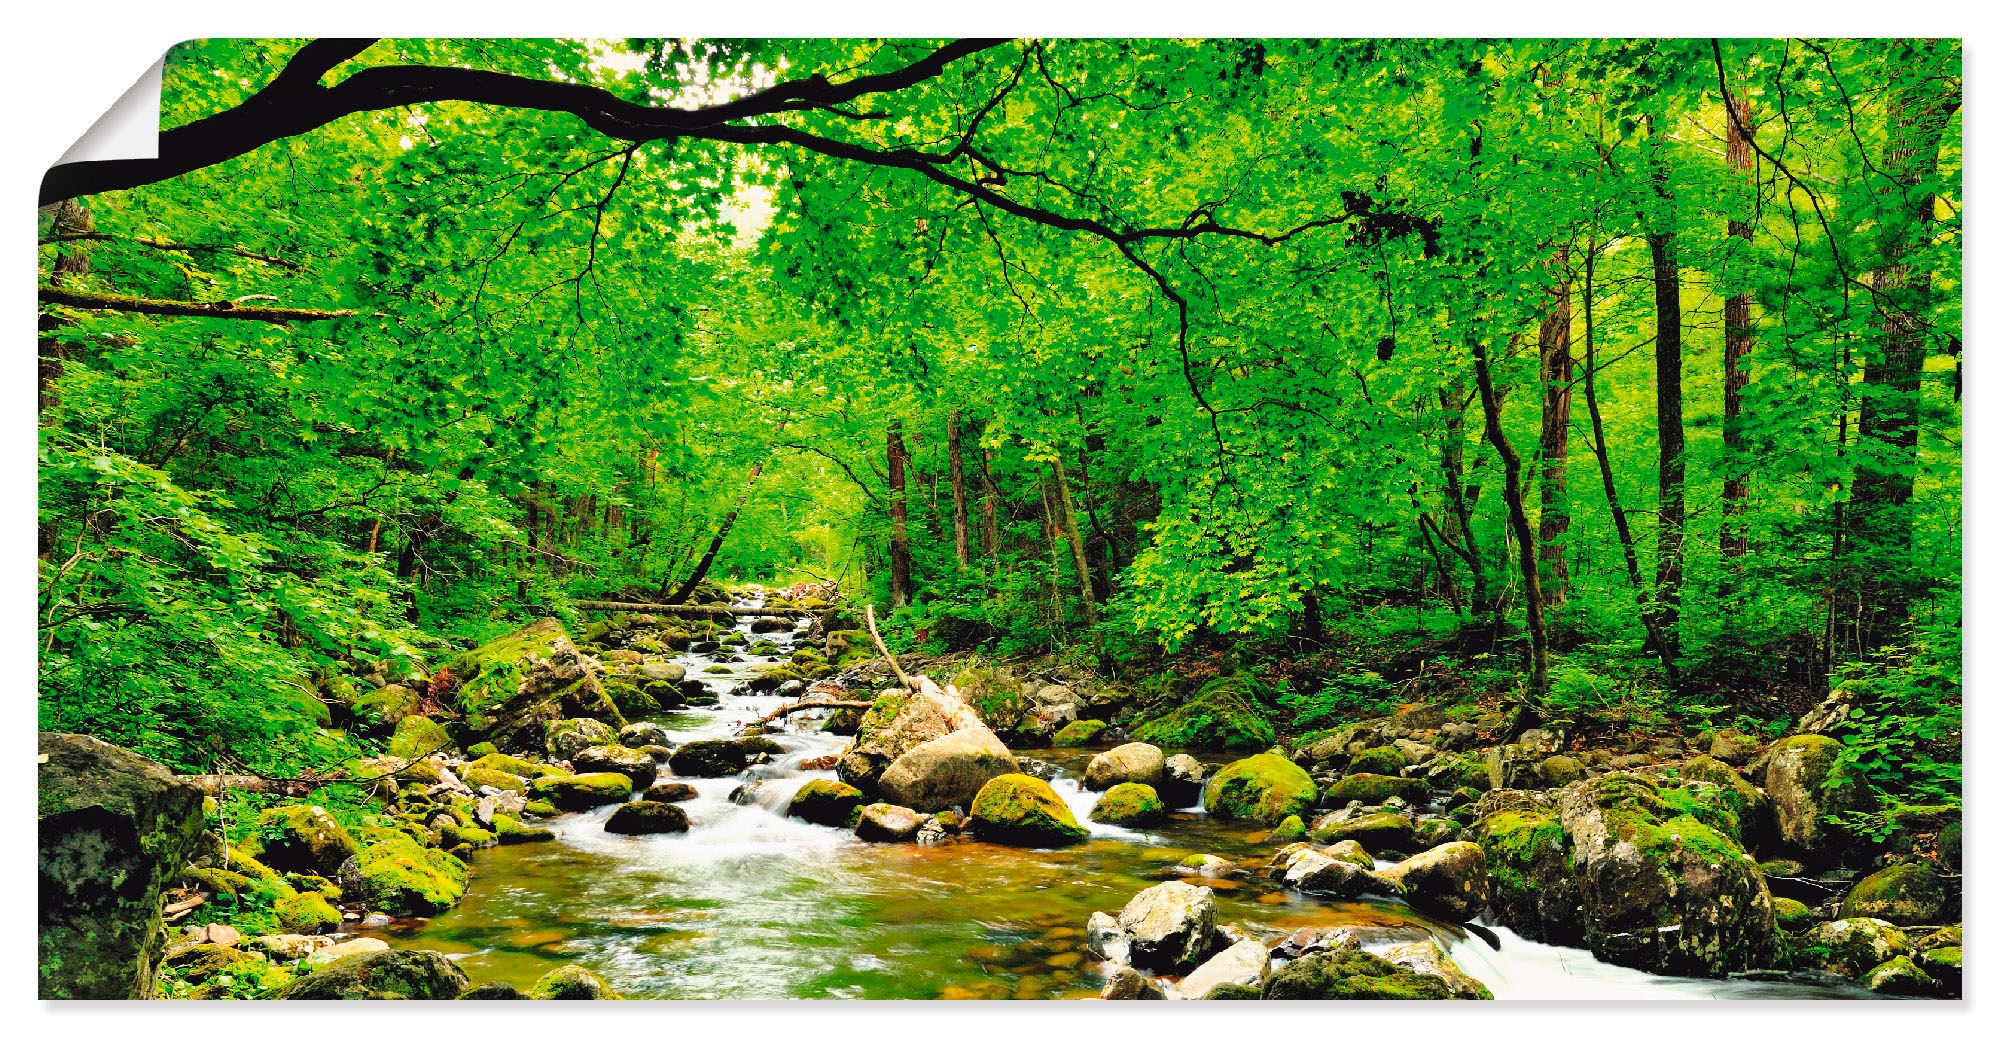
(969, 774), (1089, 847)
(1090, 782), (1165, 827)
(528, 964), (623, 999)
(352, 683), (418, 730)
(1260, 949), (1457, 1000)
(339, 837), (469, 916)
(789, 779), (866, 827)
(1475, 810), (1567, 911)
(1131, 680), (1276, 751)
(1842, 862), (1949, 926)
(275, 891), (341, 933)
(461, 765), (528, 793)
(470, 752), (559, 779)
(283, 948), (468, 1000)
(491, 813), (556, 843)
(1051, 720), (1108, 747)
(1202, 752), (1318, 823)
(1347, 745), (1407, 776)
(243, 805), (360, 876)
(467, 741), (498, 758)
(1325, 773), (1429, 805)
(531, 772), (633, 809)
(387, 715), (453, 759)
(1269, 814), (1307, 843)
(1773, 897), (1814, 933)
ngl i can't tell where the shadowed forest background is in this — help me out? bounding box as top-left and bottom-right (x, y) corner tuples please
(39, 36), (1959, 830)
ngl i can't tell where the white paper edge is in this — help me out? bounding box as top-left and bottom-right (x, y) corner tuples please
(56, 55), (166, 166)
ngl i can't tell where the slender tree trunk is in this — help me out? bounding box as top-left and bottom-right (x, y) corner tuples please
(1437, 385), (1491, 619)
(1052, 452), (1098, 624)
(1581, 245), (1679, 678)
(1850, 48), (1956, 650)
(1536, 250), (1573, 608)
(978, 446), (1001, 561)
(946, 409), (971, 569)
(1648, 225), (1686, 667)
(1721, 91), (1758, 560)
(665, 461), (765, 604)
(886, 420), (913, 609)
(1471, 341), (1548, 699)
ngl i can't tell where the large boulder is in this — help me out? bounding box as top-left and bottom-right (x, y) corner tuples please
(1280, 848), (1405, 900)
(1841, 862), (1950, 926)
(1116, 880), (1218, 971)
(241, 804), (359, 876)
(1803, 917), (1911, 977)
(531, 772), (633, 809)
(336, 835), (470, 916)
(1158, 754), (1207, 808)
(1761, 734), (1873, 860)
(387, 714), (454, 759)
(1202, 752), (1318, 824)
(449, 619), (622, 748)
(788, 779), (866, 828)
(603, 801), (688, 835)
(284, 948), (469, 999)
(836, 688), (987, 793)
(1083, 742), (1166, 791)
(544, 717), (617, 760)
(1473, 773), (1774, 977)
(1091, 783), (1166, 827)
(1175, 939), (1271, 1000)
(38, 733), (206, 999)
(1324, 773), (1429, 805)
(1374, 941), (1493, 999)
(968, 774), (1088, 847)
(572, 744), (658, 790)
(1130, 681), (1276, 751)
(876, 728), (1020, 813)
(1260, 949), (1457, 999)
(670, 736), (785, 778)
(1373, 841), (1488, 920)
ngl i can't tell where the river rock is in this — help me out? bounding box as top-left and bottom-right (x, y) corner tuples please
(1090, 782), (1165, 827)
(836, 688), (987, 793)
(1116, 880), (1217, 971)
(38, 732), (206, 999)
(968, 774), (1088, 846)
(1373, 841), (1488, 920)
(303, 936), (390, 965)
(573, 743), (658, 789)
(877, 727), (1020, 812)
(1282, 848), (1405, 900)
(1261, 948), (1457, 999)
(1841, 862), (1950, 927)
(1804, 917), (1911, 976)
(284, 948), (469, 1000)
(1863, 954), (1939, 995)
(1100, 966), (1165, 1000)
(1311, 811), (1418, 853)
(1158, 754), (1207, 808)
(633, 662), (686, 684)
(529, 964), (623, 999)
(789, 779), (866, 827)
(531, 771), (633, 808)
(1203, 752), (1318, 823)
(670, 736), (786, 778)
(1375, 941), (1492, 998)
(1087, 911), (1130, 964)
(604, 801), (689, 835)
(1473, 772), (1774, 977)
(856, 802), (928, 842)
(242, 804), (360, 875)
(1174, 938), (1270, 999)
(1083, 741), (1165, 791)
(643, 782), (699, 803)
(619, 721), (673, 748)
(1762, 734), (1873, 860)
(455, 619), (622, 748)
(545, 717), (618, 760)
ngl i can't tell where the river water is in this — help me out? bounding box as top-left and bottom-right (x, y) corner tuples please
(382, 603), (1873, 1000)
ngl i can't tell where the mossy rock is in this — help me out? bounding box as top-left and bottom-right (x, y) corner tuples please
(969, 774), (1088, 847)
(335, 837), (469, 916)
(284, 948), (469, 1000)
(1268, 815), (1307, 843)
(437, 822), (497, 851)
(1324, 773), (1429, 805)
(387, 715), (453, 759)
(451, 619), (621, 743)
(603, 801), (689, 835)
(1772, 897), (1814, 933)
(1203, 752), (1318, 824)
(1346, 745), (1407, 776)
(461, 765), (528, 793)
(461, 981), (527, 999)
(528, 964), (623, 999)
(1862, 954), (1938, 995)
(352, 683), (419, 731)
(1804, 917), (1911, 976)
(670, 737), (784, 778)
(1260, 949), (1457, 1000)
(531, 772), (633, 810)
(1764, 734), (1874, 859)
(275, 891), (341, 934)
(1841, 862), (1950, 926)
(491, 813), (555, 844)
(165, 943), (258, 986)
(243, 805), (360, 876)
(544, 717), (617, 760)
(1090, 782), (1165, 827)
(470, 752), (559, 780)
(1311, 811), (1417, 853)
(1051, 720), (1108, 747)
(466, 741), (499, 758)
(788, 779), (866, 828)
(1130, 679), (1276, 752)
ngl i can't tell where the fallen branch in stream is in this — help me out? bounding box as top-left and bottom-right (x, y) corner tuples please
(571, 600), (831, 618)
(746, 699), (874, 728)
(865, 604), (915, 691)
(183, 745), (451, 796)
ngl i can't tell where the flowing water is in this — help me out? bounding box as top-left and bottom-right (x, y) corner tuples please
(381, 601), (1875, 1000)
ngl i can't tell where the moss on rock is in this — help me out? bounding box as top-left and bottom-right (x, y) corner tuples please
(1841, 862), (1950, 926)
(1051, 720), (1108, 747)
(244, 805), (360, 876)
(1203, 752), (1318, 824)
(275, 891), (341, 934)
(531, 771), (633, 809)
(1091, 782), (1166, 827)
(1260, 949), (1459, 1000)
(969, 774), (1089, 847)
(528, 964), (623, 999)
(284, 948), (469, 1000)
(1346, 745), (1407, 776)
(335, 837), (469, 916)
(387, 715), (453, 759)
(1130, 679), (1276, 752)
(1324, 773), (1429, 805)
(788, 778), (866, 828)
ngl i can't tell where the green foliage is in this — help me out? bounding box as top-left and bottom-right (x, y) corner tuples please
(1277, 671), (1394, 732)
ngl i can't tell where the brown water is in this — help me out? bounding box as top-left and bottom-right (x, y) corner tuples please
(380, 602), (1874, 1000)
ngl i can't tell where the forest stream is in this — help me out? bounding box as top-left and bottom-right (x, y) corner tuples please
(376, 602), (1875, 1000)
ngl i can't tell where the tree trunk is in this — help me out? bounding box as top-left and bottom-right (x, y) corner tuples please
(1536, 250), (1573, 609)
(1721, 91), (1758, 560)
(1648, 227), (1686, 667)
(886, 420), (913, 609)
(978, 446), (1001, 561)
(1052, 452), (1098, 624)
(1849, 46), (1956, 650)
(947, 409), (972, 568)
(664, 461), (764, 604)
(1437, 385), (1490, 618)
(1471, 340), (1548, 699)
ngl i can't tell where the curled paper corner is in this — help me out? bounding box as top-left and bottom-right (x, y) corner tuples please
(56, 53), (166, 167)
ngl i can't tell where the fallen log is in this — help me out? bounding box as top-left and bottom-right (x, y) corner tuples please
(571, 600), (833, 618)
(746, 699), (874, 728)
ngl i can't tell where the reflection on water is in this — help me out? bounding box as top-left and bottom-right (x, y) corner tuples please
(383, 601), (1872, 1000)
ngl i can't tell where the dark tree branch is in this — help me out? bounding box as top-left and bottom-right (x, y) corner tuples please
(39, 285), (356, 323)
